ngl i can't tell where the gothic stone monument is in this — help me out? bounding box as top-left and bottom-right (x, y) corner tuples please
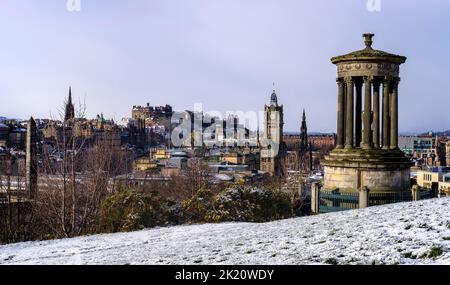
(321, 34), (413, 199)
(26, 117), (38, 199)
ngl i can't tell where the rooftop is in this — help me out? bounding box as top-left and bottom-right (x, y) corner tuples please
(331, 33), (407, 64)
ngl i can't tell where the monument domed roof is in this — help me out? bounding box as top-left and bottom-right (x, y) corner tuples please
(331, 33), (407, 64)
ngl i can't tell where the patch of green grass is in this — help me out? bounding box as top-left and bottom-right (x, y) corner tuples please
(427, 246), (444, 259)
(324, 258), (338, 265)
(442, 237), (450, 241)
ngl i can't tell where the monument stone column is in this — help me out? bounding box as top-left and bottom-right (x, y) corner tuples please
(345, 77), (354, 149)
(355, 79), (363, 148)
(390, 78), (399, 149)
(373, 80), (380, 148)
(382, 77), (391, 149)
(336, 79), (345, 149)
(362, 76), (373, 149)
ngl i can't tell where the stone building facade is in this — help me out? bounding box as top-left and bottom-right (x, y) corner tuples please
(284, 134), (336, 151)
(132, 103), (173, 128)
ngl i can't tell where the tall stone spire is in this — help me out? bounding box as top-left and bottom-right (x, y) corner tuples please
(26, 117), (38, 199)
(64, 86), (75, 122)
(256, 126), (260, 148)
(300, 109), (308, 156)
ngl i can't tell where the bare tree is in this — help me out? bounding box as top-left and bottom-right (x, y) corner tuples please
(157, 158), (213, 201)
(34, 100), (129, 238)
(184, 158), (212, 197)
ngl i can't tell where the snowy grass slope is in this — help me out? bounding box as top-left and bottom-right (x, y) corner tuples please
(1, 198), (449, 265)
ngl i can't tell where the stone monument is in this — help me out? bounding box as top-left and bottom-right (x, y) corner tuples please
(321, 34), (413, 198)
(26, 117), (38, 199)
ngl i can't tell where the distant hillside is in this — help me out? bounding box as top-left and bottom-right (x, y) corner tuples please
(432, 130), (450, 137)
(0, 117), (21, 122)
(1, 198), (449, 265)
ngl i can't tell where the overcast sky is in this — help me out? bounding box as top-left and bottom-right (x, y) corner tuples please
(1, 0), (449, 133)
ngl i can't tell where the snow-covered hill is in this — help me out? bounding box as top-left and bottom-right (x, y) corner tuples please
(1, 198), (449, 265)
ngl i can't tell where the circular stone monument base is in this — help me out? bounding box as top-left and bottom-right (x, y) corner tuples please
(321, 148), (413, 193)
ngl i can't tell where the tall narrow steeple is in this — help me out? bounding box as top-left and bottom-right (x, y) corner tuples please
(64, 86), (75, 122)
(256, 126), (260, 148)
(68, 87), (73, 113)
(300, 109), (308, 156)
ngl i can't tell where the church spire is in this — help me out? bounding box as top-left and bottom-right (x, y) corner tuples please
(300, 109), (308, 156)
(69, 86), (72, 102)
(64, 86), (75, 122)
(256, 126), (260, 148)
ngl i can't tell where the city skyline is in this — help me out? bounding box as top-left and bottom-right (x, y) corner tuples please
(1, 0), (450, 133)
(1, 1), (450, 268)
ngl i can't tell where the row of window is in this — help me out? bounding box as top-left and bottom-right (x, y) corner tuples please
(424, 174), (434, 181)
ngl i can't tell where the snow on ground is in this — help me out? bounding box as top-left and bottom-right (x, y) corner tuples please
(1, 198), (450, 265)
